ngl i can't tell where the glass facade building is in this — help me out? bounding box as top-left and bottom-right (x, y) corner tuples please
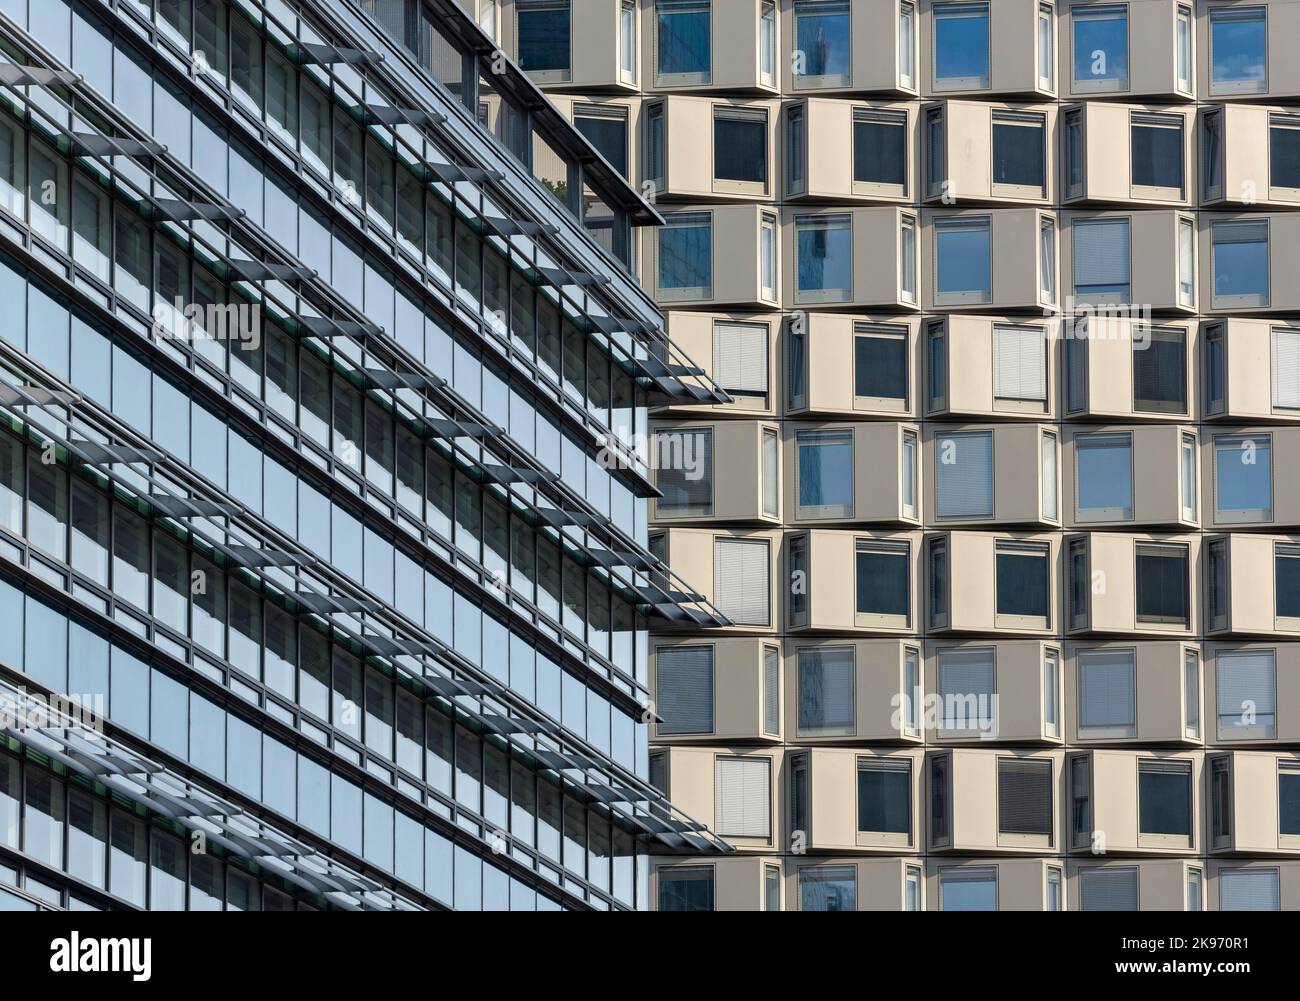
(0, 0), (733, 911)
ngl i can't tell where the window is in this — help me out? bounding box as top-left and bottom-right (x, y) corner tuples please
(1185, 649), (1201, 739)
(1038, 4), (1055, 91)
(1071, 217), (1130, 303)
(1214, 434), (1272, 522)
(713, 321), (769, 405)
(929, 537), (949, 628)
(940, 867), (997, 911)
(1069, 538), (1090, 628)
(1216, 650), (1276, 740)
(1065, 109), (1083, 199)
(1079, 867), (1138, 911)
(1041, 217), (1056, 304)
(1176, 6), (1192, 94)
(797, 429), (853, 519)
(937, 648), (994, 735)
(930, 754), (950, 843)
(574, 105), (629, 178)
(994, 324), (1047, 405)
(714, 108), (768, 194)
(997, 542), (1050, 627)
(1078, 649), (1136, 737)
(799, 866), (855, 911)
(935, 431), (993, 519)
(1212, 220), (1269, 307)
(857, 758), (912, 842)
(796, 215), (852, 303)
(1270, 115), (1300, 197)
(1280, 762), (1300, 844)
(1134, 326), (1187, 414)
(927, 320), (947, 411)
(1138, 760), (1193, 847)
(1072, 4), (1128, 92)
(1071, 754), (1092, 846)
(1047, 867), (1063, 911)
(656, 646), (714, 735)
(762, 430), (779, 519)
(620, 0), (636, 82)
(1179, 218), (1195, 307)
(854, 324), (908, 409)
(789, 535), (808, 625)
(1203, 109), (1224, 200)
(714, 538), (770, 625)
(899, 3), (916, 89)
(764, 863), (781, 911)
(992, 112), (1046, 198)
(763, 646), (780, 736)
(902, 431), (918, 521)
(1277, 544), (1300, 623)
(998, 758), (1053, 845)
(1130, 113), (1184, 200)
(646, 103), (665, 184)
(516, 1), (571, 80)
(1209, 5), (1266, 96)
(759, 3), (776, 87)
(1206, 324), (1226, 414)
(656, 0), (711, 84)
(926, 107), (946, 198)
(1220, 869), (1280, 911)
(856, 540), (910, 627)
(659, 866), (715, 911)
(903, 647), (921, 736)
(900, 216), (917, 303)
(761, 214), (777, 301)
(787, 105), (806, 193)
(1272, 327), (1300, 411)
(797, 646), (854, 735)
(934, 217), (991, 305)
(853, 110), (908, 196)
(791, 754), (809, 834)
(1042, 431), (1058, 522)
(1044, 648), (1061, 737)
(1207, 538), (1228, 631)
(1135, 543), (1189, 627)
(793, 1), (851, 88)
(933, 3), (990, 91)
(714, 757), (771, 839)
(1065, 322), (1087, 414)
(656, 428), (713, 516)
(1187, 868), (1203, 911)
(658, 212), (712, 299)
(905, 865), (922, 911)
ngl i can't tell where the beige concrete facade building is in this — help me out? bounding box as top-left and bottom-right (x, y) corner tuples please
(484, 0), (1300, 910)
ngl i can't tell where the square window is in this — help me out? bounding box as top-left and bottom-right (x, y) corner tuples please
(797, 647), (854, 735)
(1209, 5), (1266, 96)
(992, 112), (1046, 198)
(1212, 219), (1269, 308)
(799, 865), (856, 911)
(939, 867), (997, 911)
(655, 646), (714, 735)
(1072, 217), (1130, 304)
(935, 430), (993, 518)
(1138, 760), (1193, 846)
(1078, 649), (1136, 737)
(1220, 869), (1279, 911)
(793, 1), (851, 87)
(1135, 543), (1189, 626)
(797, 428), (854, 519)
(853, 110), (908, 196)
(1216, 650), (1276, 740)
(937, 648), (995, 734)
(857, 758), (912, 840)
(713, 108), (768, 193)
(574, 106), (629, 178)
(516, 0), (571, 79)
(934, 2), (990, 91)
(934, 217), (991, 304)
(714, 538), (770, 625)
(658, 212), (713, 299)
(713, 321), (769, 404)
(1072, 4), (1128, 92)
(1133, 326), (1187, 414)
(796, 214), (852, 303)
(998, 758), (1053, 844)
(855, 540), (910, 626)
(656, 0), (711, 84)
(655, 428), (713, 515)
(713, 756), (771, 839)
(1079, 866), (1138, 910)
(993, 324), (1047, 404)
(996, 542), (1050, 625)
(1130, 113), (1184, 199)
(659, 866), (714, 911)
(1214, 434), (1272, 522)
(854, 324), (909, 408)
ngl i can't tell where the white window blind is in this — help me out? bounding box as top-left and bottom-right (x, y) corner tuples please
(656, 646), (714, 735)
(763, 647), (780, 736)
(1220, 869), (1280, 911)
(994, 325), (1047, 401)
(714, 539), (770, 625)
(714, 757), (771, 838)
(1079, 867), (1139, 911)
(1078, 651), (1136, 729)
(938, 649), (994, 730)
(1042, 433), (1058, 520)
(1072, 219), (1130, 291)
(1272, 327), (1300, 409)
(935, 431), (994, 517)
(1217, 651), (1276, 721)
(714, 322), (769, 394)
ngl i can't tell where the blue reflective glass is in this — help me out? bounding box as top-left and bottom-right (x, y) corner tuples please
(1073, 11), (1128, 84)
(796, 5), (850, 79)
(935, 7), (989, 83)
(1214, 236), (1268, 298)
(798, 436), (853, 509)
(1211, 11), (1266, 85)
(797, 222), (851, 292)
(658, 219), (711, 290)
(936, 224), (990, 295)
(657, 4), (710, 76)
(518, 4), (571, 73)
